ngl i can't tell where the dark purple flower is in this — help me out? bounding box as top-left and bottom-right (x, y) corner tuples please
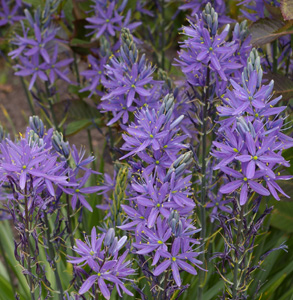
(0, 0), (23, 27)
(206, 192), (233, 222)
(86, 2), (123, 38)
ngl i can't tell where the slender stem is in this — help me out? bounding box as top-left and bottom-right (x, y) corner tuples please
(160, 0), (165, 70)
(198, 66), (210, 300)
(87, 129), (96, 170)
(273, 40), (278, 73)
(24, 194), (35, 300)
(45, 83), (59, 131)
(20, 77), (35, 115)
(44, 213), (64, 299)
(73, 52), (80, 85)
(232, 205), (245, 299)
(66, 194), (76, 256)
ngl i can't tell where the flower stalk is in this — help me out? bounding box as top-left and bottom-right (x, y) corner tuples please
(24, 192), (35, 300)
(232, 204), (245, 299)
(44, 213), (64, 299)
(198, 65), (210, 300)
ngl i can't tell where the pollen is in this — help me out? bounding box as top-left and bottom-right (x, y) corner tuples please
(243, 177), (248, 181)
(22, 165), (27, 169)
(172, 257), (176, 262)
(157, 240), (163, 244)
(233, 148), (238, 153)
(253, 156), (258, 160)
(75, 189), (80, 193)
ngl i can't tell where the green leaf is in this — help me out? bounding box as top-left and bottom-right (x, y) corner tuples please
(0, 222), (30, 298)
(264, 72), (293, 101)
(22, 0), (44, 8)
(65, 119), (93, 136)
(52, 99), (101, 122)
(70, 38), (99, 49)
(249, 18), (293, 46)
(0, 276), (14, 300)
(70, 19), (92, 55)
(281, 0), (293, 20)
(270, 198), (293, 232)
(264, 2), (284, 20)
(63, 0), (74, 24)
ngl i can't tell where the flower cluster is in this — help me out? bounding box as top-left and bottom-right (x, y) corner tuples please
(9, 1), (73, 89)
(176, 3), (243, 86)
(68, 227), (134, 299)
(213, 49), (292, 205)
(117, 93), (204, 292)
(0, 116), (99, 212)
(99, 28), (163, 126)
(85, 0), (141, 40)
(179, 0), (233, 24)
(238, 0), (280, 21)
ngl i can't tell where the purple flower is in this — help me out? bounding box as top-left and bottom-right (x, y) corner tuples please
(0, 138), (68, 192)
(212, 128), (245, 170)
(134, 218), (171, 265)
(118, 204), (148, 231)
(22, 24), (57, 63)
(206, 192), (233, 222)
(102, 62), (152, 107)
(135, 180), (171, 228)
(0, 0), (23, 27)
(120, 108), (168, 159)
(80, 55), (107, 97)
(219, 165), (270, 205)
(86, 2), (123, 38)
(62, 170), (101, 211)
(236, 133), (284, 179)
(153, 238), (200, 287)
(46, 45), (73, 85)
(14, 55), (48, 90)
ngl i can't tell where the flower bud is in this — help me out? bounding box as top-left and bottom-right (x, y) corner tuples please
(105, 228), (115, 247)
(170, 115), (184, 130)
(202, 3), (218, 35)
(52, 131), (70, 158)
(108, 237), (118, 255)
(28, 130), (44, 147)
(0, 125), (4, 143)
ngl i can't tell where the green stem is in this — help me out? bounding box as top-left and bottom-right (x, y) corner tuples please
(24, 194), (36, 300)
(20, 77), (35, 115)
(198, 66), (210, 300)
(161, 0), (165, 70)
(73, 52), (80, 85)
(66, 194), (76, 256)
(273, 40), (278, 73)
(87, 129), (96, 170)
(45, 83), (59, 131)
(232, 205), (245, 299)
(44, 213), (64, 299)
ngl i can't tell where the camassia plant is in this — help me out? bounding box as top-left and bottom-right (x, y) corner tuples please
(0, 0), (292, 300)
